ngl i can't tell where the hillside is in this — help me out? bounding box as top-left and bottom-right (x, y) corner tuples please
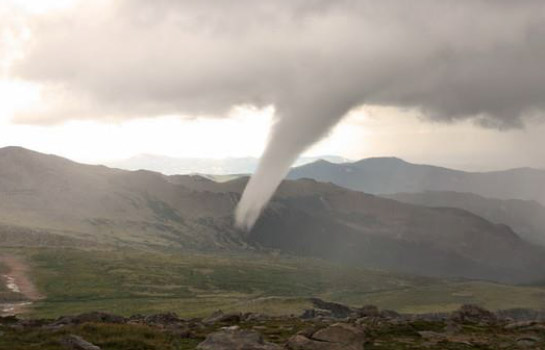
(0, 146), (242, 249)
(1, 147), (545, 283)
(287, 157), (545, 205)
(385, 191), (545, 247)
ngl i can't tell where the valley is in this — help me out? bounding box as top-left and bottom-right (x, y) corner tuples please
(1, 147), (545, 322)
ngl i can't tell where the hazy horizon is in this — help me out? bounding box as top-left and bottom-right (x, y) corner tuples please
(2, 144), (543, 175)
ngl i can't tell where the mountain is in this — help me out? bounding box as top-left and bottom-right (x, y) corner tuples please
(2, 146), (545, 283)
(384, 191), (545, 247)
(107, 154), (350, 175)
(287, 157), (545, 205)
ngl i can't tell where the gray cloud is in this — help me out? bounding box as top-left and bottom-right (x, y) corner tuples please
(10, 0), (545, 228)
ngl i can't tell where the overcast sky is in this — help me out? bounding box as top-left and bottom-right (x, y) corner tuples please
(1, 0), (545, 171)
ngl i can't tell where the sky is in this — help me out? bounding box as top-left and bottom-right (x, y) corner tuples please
(1, 0), (545, 172)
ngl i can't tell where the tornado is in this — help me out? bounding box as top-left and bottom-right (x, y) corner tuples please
(235, 98), (355, 230)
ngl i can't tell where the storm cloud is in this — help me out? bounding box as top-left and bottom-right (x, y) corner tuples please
(10, 0), (545, 228)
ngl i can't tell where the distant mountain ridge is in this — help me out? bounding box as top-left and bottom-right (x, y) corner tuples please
(288, 157), (545, 205)
(2, 146), (545, 283)
(107, 154), (350, 175)
(384, 191), (545, 247)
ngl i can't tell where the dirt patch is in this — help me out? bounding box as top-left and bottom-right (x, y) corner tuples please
(0, 254), (43, 315)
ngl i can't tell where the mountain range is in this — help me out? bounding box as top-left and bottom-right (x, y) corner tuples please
(107, 154), (349, 175)
(287, 157), (545, 205)
(1, 147), (545, 283)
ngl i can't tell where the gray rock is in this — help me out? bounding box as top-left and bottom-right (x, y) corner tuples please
(504, 321), (537, 330)
(309, 298), (353, 318)
(357, 305), (380, 318)
(60, 335), (101, 350)
(203, 310), (242, 324)
(54, 312), (126, 326)
(451, 304), (497, 324)
(286, 323), (366, 350)
(380, 309), (401, 319)
(300, 308), (332, 320)
(286, 335), (336, 350)
(197, 328), (281, 350)
(143, 312), (180, 325)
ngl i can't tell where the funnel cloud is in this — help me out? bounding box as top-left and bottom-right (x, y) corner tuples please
(8, 0), (545, 229)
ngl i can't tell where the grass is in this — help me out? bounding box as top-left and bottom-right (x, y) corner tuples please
(1, 246), (545, 318)
(0, 322), (202, 350)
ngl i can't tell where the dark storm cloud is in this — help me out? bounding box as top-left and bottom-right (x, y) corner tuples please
(11, 0), (545, 228)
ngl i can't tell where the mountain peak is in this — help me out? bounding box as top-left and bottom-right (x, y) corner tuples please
(0, 146), (36, 154)
(311, 159), (334, 166)
(353, 156), (408, 166)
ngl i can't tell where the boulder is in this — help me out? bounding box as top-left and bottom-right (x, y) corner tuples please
(60, 335), (101, 350)
(504, 321), (537, 330)
(286, 323), (366, 350)
(243, 313), (269, 322)
(203, 310), (242, 324)
(286, 335), (335, 350)
(54, 312), (126, 326)
(309, 298), (353, 318)
(313, 323), (366, 344)
(451, 304), (497, 324)
(380, 309), (401, 319)
(356, 305), (380, 318)
(143, 312), (180, 325)
(197, 328), (281, 350)
(300, 309), (332, 320)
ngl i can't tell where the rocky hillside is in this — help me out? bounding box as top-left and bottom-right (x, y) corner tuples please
(2, 147), (545, 283)
(287, 157), (545, 205)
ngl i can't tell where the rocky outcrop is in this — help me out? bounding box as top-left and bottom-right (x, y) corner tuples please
(53, 312), (126, 326)
(5, 306), (545, 349)
(286, 323), (366, 350)
(197, 327), (281, 350)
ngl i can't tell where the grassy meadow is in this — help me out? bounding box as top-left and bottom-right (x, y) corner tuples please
(1, 247), (545, 318)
